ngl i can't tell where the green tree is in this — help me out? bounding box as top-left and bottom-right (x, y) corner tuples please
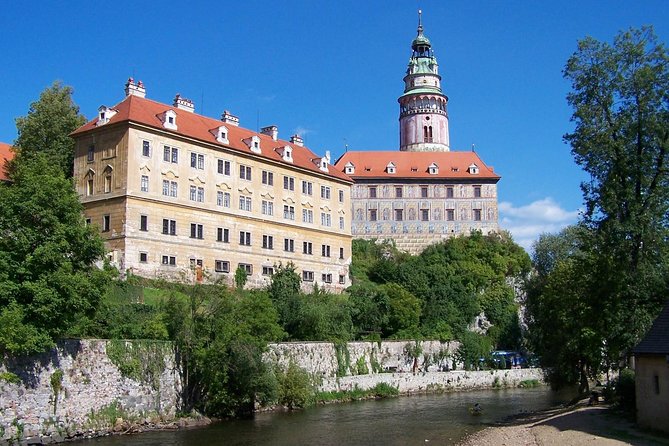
(234, 265), (248, 290)
(0, 156), (111, 355)
(12, 82), (86, 178)
(564, 26), (669, 372)
(380, 283), (421, 337)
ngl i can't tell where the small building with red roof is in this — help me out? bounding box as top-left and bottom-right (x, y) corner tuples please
(0, 142), (15, 182)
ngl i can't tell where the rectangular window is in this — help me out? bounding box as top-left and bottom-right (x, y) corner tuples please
(262, 266), (274, 276)
(284, 238), (294, 252)
(421, 186), (428, 198)
(339, 274), (346, 284)
(302, 209), (313, 223)
(239, 263), (253, 275)
(321, 213), (331, 227)
(104, 175), (112, 193)
(283, 205), (295, 220)
(303, 241), (313, 255)
(86, 178), (94, 196)
(474, 186), (482, 198)
(370, 209), (377, 221)
(87, 145), (95, 162)
(217, 159), (231, 175)
(654, 374), (660, 395)
(262, 235), (274, 249)
(239, 195), (252, 211)
(142, 140), (151, 157)
(321, 244), (331, 257)
(163, 146), (178, 163)
(262, 200), (274, 216)
(217, 191), (224, 206)
(140, 175), (149, 192)
(339, 216), (345, 230)
(239, 231), (251, 246)
(85, 217), (91, 226)
(320, 185), (331, 199)
(322, 273), (332, 284)
(239, 165), (252, 181)
(446, 209), (455, 221)
(301, 181), (313, 195)
(162, 219), (176, 235)
(395, 209), (404, 221)
(163, 181), (177, 197)
(217, 227), (230, 243)
(421, 209), (429, 221)
(302, 271), (314, 282)
(190, 223), (204, 239)
(283, 176), (295, 191)
(338, 189), (344, 202)
(139, 252), (148, 263)
(395, 187), (403, 198)
(190, 153), (205, 170)
(446, 187), (454, 198)
(215, 260), (230, 273)
(102, 215), (110, 232)
(223, 192), (230, 207)
(162, 255), (177, 266)
(473, 209), (482, 221)
(189, 186), (204, 202)
(140, 215), (148, 231)
(262, 170), (274, 186)
(339, 247), (344, 260)
(369, 186), (377, 198)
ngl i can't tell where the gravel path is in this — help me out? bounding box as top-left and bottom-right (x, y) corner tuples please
(458, 403), (667, 446)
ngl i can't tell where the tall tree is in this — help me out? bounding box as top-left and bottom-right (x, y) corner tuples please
(12, 82), (86, 178)
(0, 156), (110, 355)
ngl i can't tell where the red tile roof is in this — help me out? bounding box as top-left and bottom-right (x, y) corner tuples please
(0, 142), (14, 181)
(334, 150), (500, 181)
(72, 95), (352, 183)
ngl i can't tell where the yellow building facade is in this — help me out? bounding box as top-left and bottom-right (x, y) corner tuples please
(72, 80), (353, 291)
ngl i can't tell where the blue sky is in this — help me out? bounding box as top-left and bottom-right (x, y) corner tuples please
(1, 1), (667, 251)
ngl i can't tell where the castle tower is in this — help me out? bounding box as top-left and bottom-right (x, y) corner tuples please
(399, 11), (450, 152)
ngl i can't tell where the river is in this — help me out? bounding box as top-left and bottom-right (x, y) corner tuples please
(78, 387), (574, 445)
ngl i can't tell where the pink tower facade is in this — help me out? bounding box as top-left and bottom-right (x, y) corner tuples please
(399, 12), (450, 152)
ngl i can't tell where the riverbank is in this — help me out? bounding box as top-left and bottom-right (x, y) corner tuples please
(458, 401), (667, 445)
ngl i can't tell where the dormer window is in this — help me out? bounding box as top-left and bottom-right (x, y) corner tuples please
(214, 126), (229, 144)
(344, 162), (355, 175)
(428, 162), (439, 175)
(244, 135), (261, 154)
(162, 110), (177, 130)
(96, 106), (117, 126)
(386, 162), (396, 174)
(317, 151), (331, 173)
(468, 163), (479, 175)
(282, 146), (293, 162)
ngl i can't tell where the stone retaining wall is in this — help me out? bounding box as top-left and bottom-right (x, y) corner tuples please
(0, 340), (181, 445)
(266, 340), (544, 393)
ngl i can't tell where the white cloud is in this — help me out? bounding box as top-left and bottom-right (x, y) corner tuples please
(293, 126), (314, 137)
(499, 198), (579, 253)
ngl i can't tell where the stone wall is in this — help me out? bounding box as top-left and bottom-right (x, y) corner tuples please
(267, 340), (543, 393)
(0, 340), (181, 445)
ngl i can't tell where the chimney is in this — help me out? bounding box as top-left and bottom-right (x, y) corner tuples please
(124, 78), (146, 98)
(173, 94), (194, 113)
(260, 125), (278, 141)
(221, 110), (239, 127)
(290, 134), (304, 146)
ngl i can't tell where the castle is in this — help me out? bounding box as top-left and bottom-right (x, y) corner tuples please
(333, 11), (499, 254)
(71, 12), (499, 285)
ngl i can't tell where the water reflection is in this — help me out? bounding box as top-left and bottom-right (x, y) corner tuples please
(80, 387), (574, 446)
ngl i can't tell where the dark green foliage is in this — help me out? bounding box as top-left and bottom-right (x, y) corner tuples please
(234, 266), (248, 290)
(455, 331), (492, 371)
(526, 27), (669, 392)
(0, 156), (111, 355)
(348, 231), (529, 348)
(162, 283), (284, 417)
(614, 369), (636, 413)
(276, 361), (314, 409)
(11, 82), (86, 178)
